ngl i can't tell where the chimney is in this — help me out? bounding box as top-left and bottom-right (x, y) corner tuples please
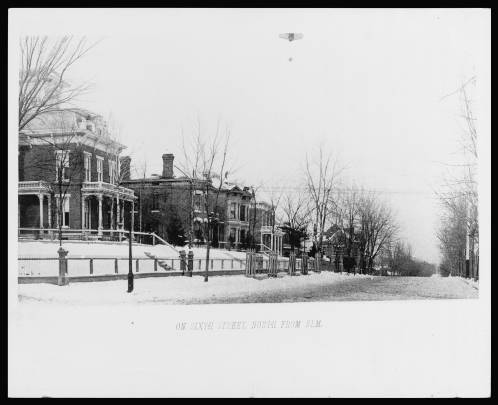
(162, 153), (174, 179)
(120, 156), (131, 181)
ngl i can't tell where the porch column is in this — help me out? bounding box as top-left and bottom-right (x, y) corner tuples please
(47, 194), (52, 229)
(121, 203), (124, 229)
(110, 197), (115, 230)
(116, 197), (122, 241)
(116, 196), (120, 227)
(38, 194), (44, 229)
(97, 194), (103, 237)
(270, 232), (274, 251)
(81, 195), (86, 230)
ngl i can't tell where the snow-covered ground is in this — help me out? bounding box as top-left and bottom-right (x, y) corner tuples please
(18, 240), (178, 258)
(17, 272), (478, 305)
(17, 241), (249, 277)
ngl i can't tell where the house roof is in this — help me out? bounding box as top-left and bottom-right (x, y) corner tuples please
(19, 109), (126, 153)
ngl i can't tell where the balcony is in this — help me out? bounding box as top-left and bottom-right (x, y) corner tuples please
(18, 181), (53, 194)
(260, 225), (284, 235)
(260, 225), (272, 234)
(81, 181), (135, 200)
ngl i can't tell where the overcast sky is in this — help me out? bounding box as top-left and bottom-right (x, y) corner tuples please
(11, 8), (490, 263)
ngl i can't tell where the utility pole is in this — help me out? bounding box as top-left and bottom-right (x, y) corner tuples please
(127, 201), (134, 293)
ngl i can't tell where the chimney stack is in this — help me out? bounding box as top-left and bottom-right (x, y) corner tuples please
(120, 156), (131, 181)
(162, 153), (174, 179)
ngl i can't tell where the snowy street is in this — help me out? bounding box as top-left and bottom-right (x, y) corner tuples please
(17, 273), (478, 305)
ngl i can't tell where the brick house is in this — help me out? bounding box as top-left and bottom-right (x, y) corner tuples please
(18, 109), (136, 239)
(121, 153), (283, 252)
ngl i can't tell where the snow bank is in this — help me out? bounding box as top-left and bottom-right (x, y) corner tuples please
(18, 272), (362, 305)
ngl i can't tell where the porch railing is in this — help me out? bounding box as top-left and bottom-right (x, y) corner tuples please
(18, 181), (53, 193)
(81, 181), (135, 200)
(18, 227), (172, 247)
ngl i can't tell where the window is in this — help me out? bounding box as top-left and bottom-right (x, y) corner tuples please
(151, 192), (160, 212)
(55, 151), (70, 181)
(57, 196), (71, 227)
(84, 152), (92, 182)
(230, 202), (237, 219)
(240, 205), (247, 221)
(109, 159), (116, 184)
(229, 228), (236, 241)
(96, 157), (103, 182)
(194, 192), (203, 212)
(63, 197), (70, 227)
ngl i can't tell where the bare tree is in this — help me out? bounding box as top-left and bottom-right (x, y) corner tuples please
(382, 238), (412, 276)
(437, 77), (479, 278)
(19, 36), (100, 131)
(335, 185), (363, 257)
(280, 190), (311, 252)
(267, 189), (283, 253)
(357, 193), (398, 274)
(248, 184), (263, 251)
(178, 118), (231, 282)
(304, 146), (343, 253)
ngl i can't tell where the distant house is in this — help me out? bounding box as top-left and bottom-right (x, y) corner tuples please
(121, 153), (283, 252)
(18, 109), (136, 239)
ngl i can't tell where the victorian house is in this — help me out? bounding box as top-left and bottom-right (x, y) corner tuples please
(18, 109), (136, 239)
(121, 153), (283, 253)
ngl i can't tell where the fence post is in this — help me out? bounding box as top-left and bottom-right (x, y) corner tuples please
(187, 250), (194, 277)
(154, 259), (158, 272)
(301, 254), (308, 275)
(89, 258), (93, 275)
(315, 252), (322, 273)
(136, 259), (139, 273)
(179, 250), (186, 275)
(115, 258), (118, 274)
(245, 251), (254, 277)
(57, 247), (69, 286)
(289, 251), (296, 276)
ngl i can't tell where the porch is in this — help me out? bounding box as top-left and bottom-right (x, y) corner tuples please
(81, 181), (136, 239)
(18, 181), (137, 240)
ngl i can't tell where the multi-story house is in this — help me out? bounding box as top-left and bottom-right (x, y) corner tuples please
(121, 153), (283, 253)
(18, 109), (136, 239)
(250, 201), (284, 254)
